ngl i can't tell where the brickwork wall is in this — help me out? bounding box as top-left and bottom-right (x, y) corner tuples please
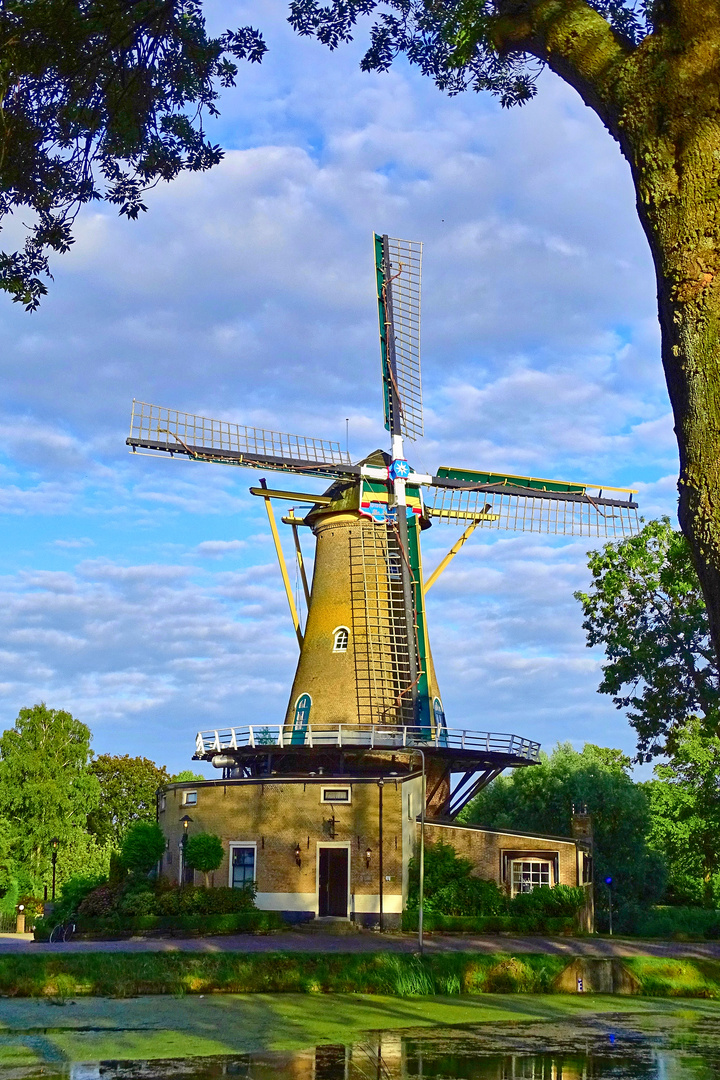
(422, 821), (579, 891)
(160, 777), (406, 907)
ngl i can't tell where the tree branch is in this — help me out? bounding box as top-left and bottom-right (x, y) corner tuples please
(487, 0), (637, 139)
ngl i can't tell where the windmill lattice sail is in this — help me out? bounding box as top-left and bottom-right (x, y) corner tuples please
(427, 482), (639, 538)
(386, 236), (423, 441)
(128, 400), (351, 471)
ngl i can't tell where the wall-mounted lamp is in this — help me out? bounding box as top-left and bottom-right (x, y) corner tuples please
(365, 847), (372, 869)
(295, 843), (302, 867)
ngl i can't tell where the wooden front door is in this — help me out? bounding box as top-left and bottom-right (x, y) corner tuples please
(318, 847), (348, 917)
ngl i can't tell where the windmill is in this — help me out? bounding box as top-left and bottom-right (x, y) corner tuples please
(127, 234), (639, 818)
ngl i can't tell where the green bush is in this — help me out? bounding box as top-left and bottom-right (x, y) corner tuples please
(120, 821), (166, 874)
(401, 910), (576, 934)
(511, 884), (586, 919)
(70, 909), (283, 938)
(619, 904), (720, 940)
(34, 874), (106, 937)
(154, 885), (256, 916)
(77, 884), (119, 917)
(184, 833), (224, 886)
(407, 841), (586, 927)
(407, 841), (507, 916)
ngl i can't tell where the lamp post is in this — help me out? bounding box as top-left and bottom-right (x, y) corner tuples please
(180, 815), (193, 884)
(604, 876), (613, 936)
(406, 748), (426, 956)
(50, 837), (59, 902)
(377, 778), (384, 931)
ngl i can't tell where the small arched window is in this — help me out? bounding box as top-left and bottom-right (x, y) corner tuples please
(291, 693), (311, 745)
(333, 627), (349, 653)
(433, 698), (448, 746)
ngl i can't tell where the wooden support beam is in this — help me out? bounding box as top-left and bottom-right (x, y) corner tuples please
(291, 519), (311, 609)
(259, 482), (303, 649)
(424, 518), (483, 593)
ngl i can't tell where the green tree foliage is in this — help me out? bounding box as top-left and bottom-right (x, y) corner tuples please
(184, 832), (224, 887)
(170, 770), (205, 783)
(645, 718), (720, 907)
(120, 821), (165, 875)
(0, 704), (100, 888)
(407, 840), (507, 916)
(462, 742), (665, 924)
(0, 0), (266, 309)
(575, 518), (719, 761)
(88, 755), (169, 846)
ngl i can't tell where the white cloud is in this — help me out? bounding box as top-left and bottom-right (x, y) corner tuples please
(0, 0), (677, 766)
(195, 540), (247, 557)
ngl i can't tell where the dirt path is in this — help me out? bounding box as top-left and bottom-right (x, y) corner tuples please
(1, 930), (718, 958)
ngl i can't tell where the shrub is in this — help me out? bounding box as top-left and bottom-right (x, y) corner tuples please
(184, 833), (224, 886)
(119, 889), (157, 916)
(511, 884), (586, 920)
(120, 822), (165, 874)
(77, 885), (119, 918)
(155, 885), (256, 916)
(407, 841), (507, 916)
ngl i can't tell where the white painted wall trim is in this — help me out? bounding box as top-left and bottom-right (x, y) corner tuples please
(255, 892), (316, 911)
(353, 894), (403, 914)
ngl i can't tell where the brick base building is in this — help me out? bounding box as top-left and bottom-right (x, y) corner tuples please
(159, 765), (593, 929)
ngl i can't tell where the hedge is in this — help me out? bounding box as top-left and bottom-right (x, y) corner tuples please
(35, 910), (285, 941)
(401, 911), (576, 934)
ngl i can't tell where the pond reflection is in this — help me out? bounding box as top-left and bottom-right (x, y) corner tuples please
(54, 1020), (717, 1080)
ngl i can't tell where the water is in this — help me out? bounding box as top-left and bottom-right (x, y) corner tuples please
(4, 1014), (719, 1080)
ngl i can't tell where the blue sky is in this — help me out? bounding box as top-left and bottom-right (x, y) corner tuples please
(0, 1), (677, 774)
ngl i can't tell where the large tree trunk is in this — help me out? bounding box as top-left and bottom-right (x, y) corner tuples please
(491, 0), (720, 660)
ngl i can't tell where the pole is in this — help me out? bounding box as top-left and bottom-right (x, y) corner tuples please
(290, 520), (311, 609)
(415, 749), (426, 956)
(424, 518), (483, 594)
(259, 479), (303, 648)
(51, 851), (57, 902)
(608, 884), (613, 936)
(378, 778), (384, 931)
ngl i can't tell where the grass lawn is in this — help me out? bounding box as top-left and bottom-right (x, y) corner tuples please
(0, 993), (719, 1064)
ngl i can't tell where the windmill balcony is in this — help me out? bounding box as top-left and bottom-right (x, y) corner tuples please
(194, 722), (540, 763)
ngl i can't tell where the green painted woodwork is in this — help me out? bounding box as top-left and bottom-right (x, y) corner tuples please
(436, 466), (587, 495)
(407, 514), (431, 734)
(374, 232), (393, 434)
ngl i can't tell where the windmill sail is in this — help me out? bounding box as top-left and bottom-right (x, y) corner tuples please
(427, 467), (639, 538)
(375, 234), (423, 441)
(127, 401), (352, 479)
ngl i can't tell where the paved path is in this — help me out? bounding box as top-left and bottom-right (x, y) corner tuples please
(1, 930), (719, 959)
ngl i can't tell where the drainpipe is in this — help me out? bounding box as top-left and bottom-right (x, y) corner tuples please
(378, 778), (384, 931)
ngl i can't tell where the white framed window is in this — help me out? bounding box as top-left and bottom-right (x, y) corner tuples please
(183, 791), (197, 806)
(333, 627), (349, 652)
(229, 842), (257, 889)
(159, 795), (166, 813)
(511, 859), (551, 896)
(321, 786), (351, 804)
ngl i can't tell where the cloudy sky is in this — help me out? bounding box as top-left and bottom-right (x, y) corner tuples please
(0, 0), (677, 774)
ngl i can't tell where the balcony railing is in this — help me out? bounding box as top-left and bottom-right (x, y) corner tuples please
(195, 723), (540, 762)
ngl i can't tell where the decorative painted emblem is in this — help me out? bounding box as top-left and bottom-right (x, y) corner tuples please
(388, 459), (410, 480)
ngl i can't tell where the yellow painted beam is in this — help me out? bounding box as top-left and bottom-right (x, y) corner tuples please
(261, 489), (304, 648)
(250, 486), (331, 504)
(291, 521), (311, 609)
(424, 518), (483, 594)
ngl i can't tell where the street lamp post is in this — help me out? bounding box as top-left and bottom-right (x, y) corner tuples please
(604, 876), (613, 935)
(377, 779), (384, 931)
(410, 749), (426, 956)
(180, 815), (193, 885)
(50, 837), (59, 902)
